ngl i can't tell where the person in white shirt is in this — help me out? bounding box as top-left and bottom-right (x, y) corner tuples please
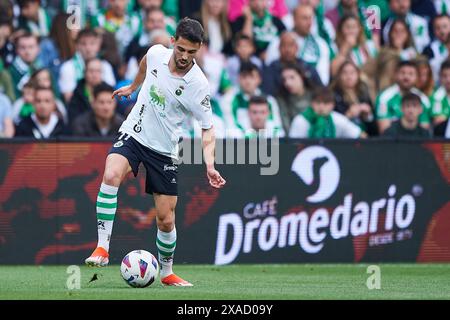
(289, 87), (364, 139)
(84, 18), (226, 287)
(58, 28), (116, 103)
(265, 4), (331, 85)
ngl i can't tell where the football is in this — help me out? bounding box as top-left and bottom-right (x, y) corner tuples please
(120, 250), (159, 288)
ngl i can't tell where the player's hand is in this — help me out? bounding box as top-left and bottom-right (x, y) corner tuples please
(112, 85), (135, 100)
(207, 168), (226, 189)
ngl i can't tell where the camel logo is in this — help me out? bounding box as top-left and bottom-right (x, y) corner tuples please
(291, 146), (340, 203)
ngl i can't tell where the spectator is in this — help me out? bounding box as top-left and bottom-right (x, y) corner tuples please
(262, 31), (322, 96)
(0, 19), (15, 68)
(410, 0), (436, 38)
(415, 55), (435, 97)
(126, 8), (168, 65)
(331, 13), (378, 76)
(289, 87), (365, 138)
(226, 33), (263, 87)
(423, 15), (450, 61)
(382, 0), (430, 53)
(0, 56), (15, 102)
(425, 14), (450, 80)
(375, 60), (431, 133)
(17, 0), (51, 37)
(221, 61), (284, 136)
(244, 95), (285, 138)
(231, 0), (286, 58)
(298, 0), (336, 48)
(327, 0), (379, 47)
(137, 0), (177, 35)
(90, 0), (141, 56)
(275, 63), (314, 133)
(431, 59), (450, 126)
(385, 18), (417, 60)
(382, 92), (431, 137)
(15, 86), (70, 138)
(8, 33), (42, 98)
(0, 92), (14, 138)
(67, 58), (108, 124)
(39, 13), (78, 81)
(72, 83), (124, 137)
(265, 4), (331, 85)
(194, 0), (233, 55)
(28, 68), (67, 123)
(195, 40), (232, 98)
(11, 81), (34, 124)
(58, 28), (116, 103)
(331, 60), (378, 136)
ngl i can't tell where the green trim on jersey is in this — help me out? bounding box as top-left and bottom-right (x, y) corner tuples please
(375, 85), (431, 124)
(431, 86), (450, 118)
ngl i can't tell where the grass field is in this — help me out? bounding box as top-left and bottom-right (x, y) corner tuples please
(0, 264), (449, 300)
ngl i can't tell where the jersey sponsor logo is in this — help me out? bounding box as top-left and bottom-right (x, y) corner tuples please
(201, 94), (211, 110)
(134, 104), (147, 133)
(163, 164), (178, 171)
(114, 141), (124, 148)
(150, 84), (166, 109)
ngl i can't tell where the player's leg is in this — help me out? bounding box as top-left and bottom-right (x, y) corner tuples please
(154, 193), (192, 286)
(85, 153), (132, 267)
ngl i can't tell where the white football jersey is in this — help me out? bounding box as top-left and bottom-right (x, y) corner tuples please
(120, 45), (213, 159)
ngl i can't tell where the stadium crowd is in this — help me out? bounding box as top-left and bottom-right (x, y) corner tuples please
(1, 0), (450, 139)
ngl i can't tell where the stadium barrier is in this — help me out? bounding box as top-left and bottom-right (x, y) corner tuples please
(0, 138), (449, 264)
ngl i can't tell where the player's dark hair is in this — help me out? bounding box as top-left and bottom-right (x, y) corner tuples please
(396, 60), (417, 71)
(239, 61), (260, 76)
(402, 92), (422, 107)
(175, 17), (204, 44)
(76, 28), (99, 43)
(93, 83), (114, 99)
(312, 87), (335, 104)
(249, 95), (269, 107)
(440, 59), (450, 73)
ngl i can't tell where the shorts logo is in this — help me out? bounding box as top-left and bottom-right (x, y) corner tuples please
(171, 178), (177, 184)
(164, 164), (177, 171)
(114, 141), (124, 148)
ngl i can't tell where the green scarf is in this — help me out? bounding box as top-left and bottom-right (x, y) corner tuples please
(302, 107), (336, 138)
(20, 103), (35, 118)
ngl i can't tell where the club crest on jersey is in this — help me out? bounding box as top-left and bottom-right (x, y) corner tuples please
(175, 85), (184, 96)
(150, 85), (166, 109)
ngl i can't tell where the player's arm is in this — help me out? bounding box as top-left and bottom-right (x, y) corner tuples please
(112, 54), (147, 99)
(202, 127), (226, 189)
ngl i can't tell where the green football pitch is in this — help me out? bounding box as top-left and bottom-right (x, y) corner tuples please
(0, 264), (449, 300)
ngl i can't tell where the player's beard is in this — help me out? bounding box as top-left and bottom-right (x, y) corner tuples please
(176, 59), (190, 70)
